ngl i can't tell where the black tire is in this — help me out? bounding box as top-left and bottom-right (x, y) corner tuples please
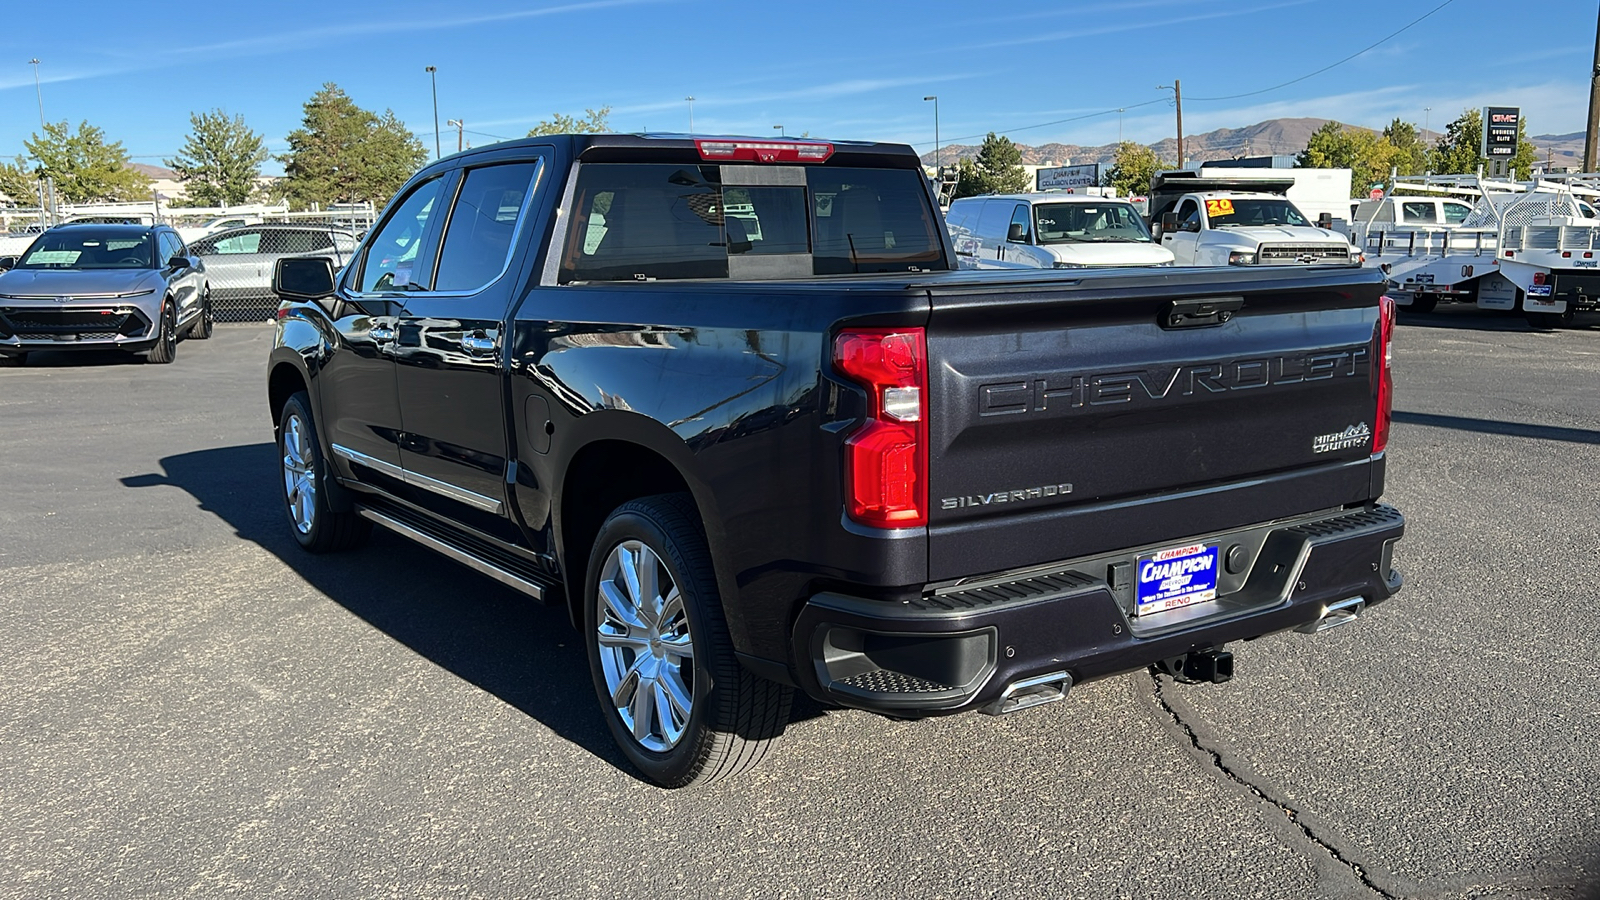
(584, 493), (792, 788)
(0, 352), (25, 368)
(276, 391), (371, 553)
(1407, 294), (1437, 314)
(187, 287), (214, 340)
(1526, 311), (1566, 330)
(145, 301), (177, 364)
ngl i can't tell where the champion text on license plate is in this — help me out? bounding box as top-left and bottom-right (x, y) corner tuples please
(1137, 544), (1220, 614)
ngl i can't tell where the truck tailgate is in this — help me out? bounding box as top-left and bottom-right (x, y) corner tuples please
(921, 266), (1386, 581)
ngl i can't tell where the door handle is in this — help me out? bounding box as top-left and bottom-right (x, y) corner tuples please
(368, 325), (397, 342)
(460, 334), (496, 355)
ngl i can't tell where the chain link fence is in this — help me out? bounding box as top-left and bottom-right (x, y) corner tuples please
(191, 225), (363, 323)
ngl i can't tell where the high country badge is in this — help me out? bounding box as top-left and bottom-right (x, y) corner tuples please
(1313, 423), (1372, 454)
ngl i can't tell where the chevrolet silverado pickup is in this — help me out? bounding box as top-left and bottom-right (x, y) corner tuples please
(266, 134), (1404, 788)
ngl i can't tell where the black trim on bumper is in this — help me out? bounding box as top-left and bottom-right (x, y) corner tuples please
(792, 504), (1405, 715)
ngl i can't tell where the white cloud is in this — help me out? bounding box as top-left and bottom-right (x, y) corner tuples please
(965, 0), (1315, 49)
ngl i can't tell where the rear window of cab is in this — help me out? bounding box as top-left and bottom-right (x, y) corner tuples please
(558, 163), (945, 282)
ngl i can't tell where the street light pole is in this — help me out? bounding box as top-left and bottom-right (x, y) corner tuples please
(923, 96), (940, 171)
(1118, 107), (1125, 144)
(425, 66), (441, 158)
(685, 96), (695, 133)
(29, 58), (44, 130)
(447, 119), (464, 153)
(773, 124), (785, 137)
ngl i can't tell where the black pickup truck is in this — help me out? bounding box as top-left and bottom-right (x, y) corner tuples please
(267, 134), (1403, 788)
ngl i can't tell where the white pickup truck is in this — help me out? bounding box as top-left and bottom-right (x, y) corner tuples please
(1148, 173), (1357, 268)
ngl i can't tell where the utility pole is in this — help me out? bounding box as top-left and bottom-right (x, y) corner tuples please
(1175, 79), (1184, 168)
(1586, 3), (1600, 171)
(447, 119), (464, 153)
(924, 95), (940, 171)
(1158, 80), (1184, 167)
(425, 66), (441, 158)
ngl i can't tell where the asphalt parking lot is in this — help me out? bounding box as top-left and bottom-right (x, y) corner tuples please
(2, 311), (1598, 900)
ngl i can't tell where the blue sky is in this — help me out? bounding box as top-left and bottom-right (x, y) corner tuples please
(0, 0), (1593, 175)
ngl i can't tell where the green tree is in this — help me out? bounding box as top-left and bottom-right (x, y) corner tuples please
(23, 120), (151, 203)
(952, 133), (1029, 197)
(1298, 121), (1396, 197)
(0, 156), (39, 204)
(1382, 118), (1429, 176)
(278, 83), (428, 209)
(527, 107), (612, 136)
(974, 133), (1029, 193)
(1102, 141), (1170, 196)
(951, 157), (984, 200)
(1430, 109), (1538, 179)
(1429, 109), (1482, 176)
(165, 110), (270, 206)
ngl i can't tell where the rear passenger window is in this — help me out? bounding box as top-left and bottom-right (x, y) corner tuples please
(1402, 202), (1436, 224)
(433, 162), (540, 292)
(210, 231), (262, 254)
(261, 230), (332, 254)
(558, 163), (944, 283)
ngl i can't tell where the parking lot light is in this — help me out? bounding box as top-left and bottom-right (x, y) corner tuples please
(425, 66), (440, 159)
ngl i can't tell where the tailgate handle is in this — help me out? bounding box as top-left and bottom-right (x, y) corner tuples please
(1162, 296), (1243, 329)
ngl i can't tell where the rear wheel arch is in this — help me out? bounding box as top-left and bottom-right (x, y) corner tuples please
(557, 437), (718, 629)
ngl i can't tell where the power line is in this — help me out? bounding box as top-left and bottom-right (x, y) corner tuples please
(1186, 0), (1459, 101)
(926, 0), (1460, 148)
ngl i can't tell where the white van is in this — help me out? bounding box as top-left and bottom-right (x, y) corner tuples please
(946, 194), (1174, 268)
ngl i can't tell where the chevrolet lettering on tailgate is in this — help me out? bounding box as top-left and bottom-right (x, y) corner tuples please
(978, 347), (1370, 417)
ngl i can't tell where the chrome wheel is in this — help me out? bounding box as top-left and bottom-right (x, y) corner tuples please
(596, 540), (695, 752)
(281, 412), (316, 535)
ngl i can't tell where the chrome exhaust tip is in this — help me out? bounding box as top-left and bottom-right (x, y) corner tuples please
(1296, 596), (1365, 634)
(981, 670), (1072, 716)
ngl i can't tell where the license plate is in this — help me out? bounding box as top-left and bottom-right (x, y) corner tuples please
(1526, 284), (1553, 297)
(1136, 543), (1220, 614)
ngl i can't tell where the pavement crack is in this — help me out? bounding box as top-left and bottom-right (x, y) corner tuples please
(1148, 669), (1399, 900)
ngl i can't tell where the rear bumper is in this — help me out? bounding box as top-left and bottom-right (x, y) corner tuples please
(791, 503), (1404, 715)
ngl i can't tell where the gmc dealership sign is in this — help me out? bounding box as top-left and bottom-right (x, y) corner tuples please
(1481, 107), (1519, 158)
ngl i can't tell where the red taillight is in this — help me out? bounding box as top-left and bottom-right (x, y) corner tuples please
(695, 139), (834, 163)
(834, 328), (928, 527)
(1374, 295), (1395, 454)
(1532, 272), (1547, 286)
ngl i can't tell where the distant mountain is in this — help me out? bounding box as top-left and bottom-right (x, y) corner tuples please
(921, 117), (1449, 168)
(1533, 133), (1585, 164)
(131, 163), (179, 180)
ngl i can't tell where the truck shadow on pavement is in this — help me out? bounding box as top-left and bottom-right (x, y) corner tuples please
(123, 442), (825, 778)
(1397, 308), (1597, 332)
(1392, 411), (1600, 445)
